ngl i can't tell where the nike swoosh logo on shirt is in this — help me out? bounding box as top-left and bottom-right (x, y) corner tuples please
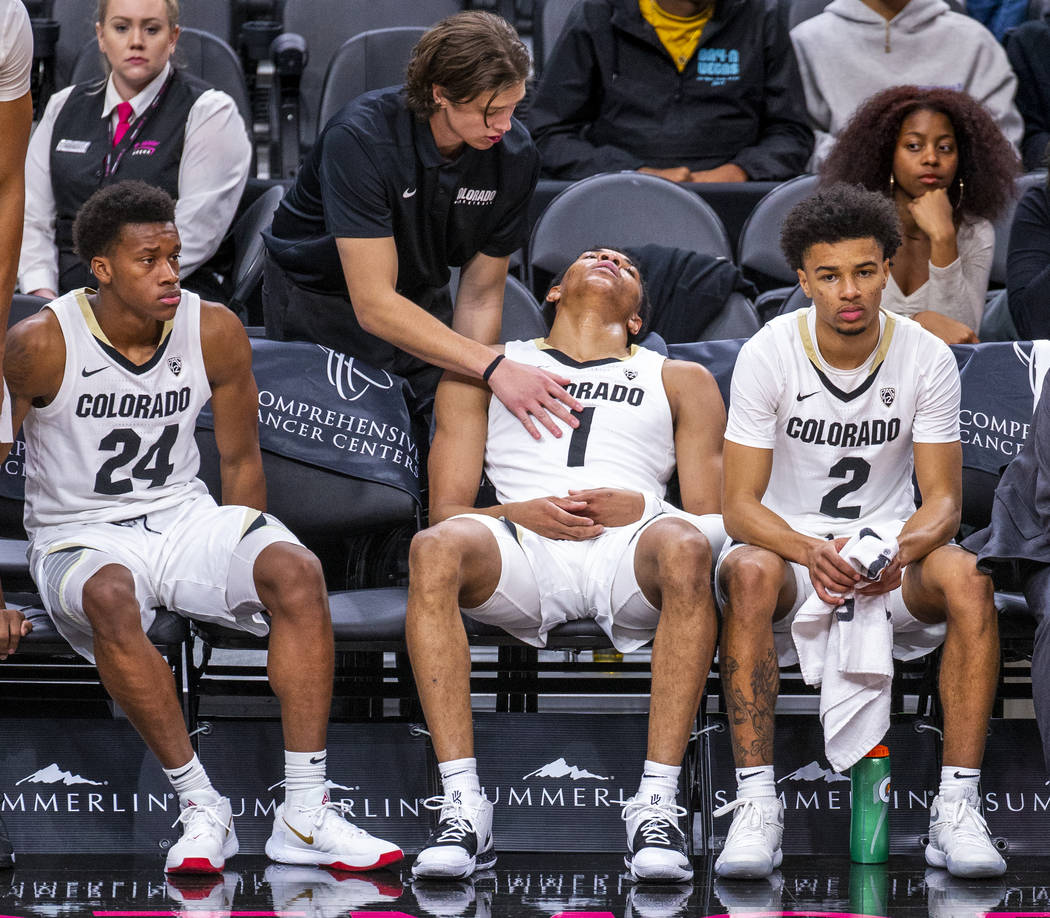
(796, 391), (819, 401)
(402, 187), (417, 198)
(283, 818), (314, 846)
(82, 367), (108, 377)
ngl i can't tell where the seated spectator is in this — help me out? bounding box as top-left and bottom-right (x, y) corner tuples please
(822, 85), (1019, 344)
(791, 0), (1023, 169)
(1005, 17), (1050, 171)
(966, 0), (1028, 41)
(1007, 170), (1050, 339)
(965, 369), (1050, 776)
(18, 0), (251, 302)
(528, 0), (813, 182)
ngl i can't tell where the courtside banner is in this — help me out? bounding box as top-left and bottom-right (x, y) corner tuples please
(0, 719), (177, 854)
(953, 340), (1050, 475)
(699, 712), (938, 855)
(197, 339), (421, 503)
(470, 712), (664, 853)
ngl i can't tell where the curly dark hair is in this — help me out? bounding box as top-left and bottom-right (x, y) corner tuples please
(822, 85), (1019, 222)
(73, 180), (176, 265)
(543, 247), (652, 345)
(403, 11), (530, 121)
(780, 183), (902, 272)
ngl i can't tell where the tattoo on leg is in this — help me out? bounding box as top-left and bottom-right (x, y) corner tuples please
(721, 649), (778, 763)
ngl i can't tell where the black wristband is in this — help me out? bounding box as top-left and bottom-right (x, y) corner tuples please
(482, 354), (505, 383)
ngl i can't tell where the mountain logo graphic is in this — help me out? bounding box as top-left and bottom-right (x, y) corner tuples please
(777, 762), (849, 784)
(522, 758), (611, 781)
(15, 763), (106, 786)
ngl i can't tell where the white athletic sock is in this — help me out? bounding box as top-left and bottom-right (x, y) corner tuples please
(735, 765), (776, 799)
(163, 754), (216, 804)
(939, 765), (981, 805)
(636, 760), (680, 807)
(284, 750), (327, 809)
(439, 757), (482, 801)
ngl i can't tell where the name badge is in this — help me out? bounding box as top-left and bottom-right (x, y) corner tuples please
(56, 139), (91, 154)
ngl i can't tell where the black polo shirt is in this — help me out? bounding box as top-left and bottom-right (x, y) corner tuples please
(264, 87), (539, 303)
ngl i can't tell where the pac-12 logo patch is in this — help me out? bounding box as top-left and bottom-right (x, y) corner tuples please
(167, 355), (183, 376)
(624, 368), (637, 380)
(880, 387), (895, 406)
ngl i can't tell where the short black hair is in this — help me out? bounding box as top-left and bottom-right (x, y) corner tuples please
(780, 183), (902, 273)
(543, 247), (651, 345)
(73, 180), (177, 265)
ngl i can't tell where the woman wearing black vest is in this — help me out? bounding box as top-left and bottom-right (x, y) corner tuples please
(19, 0), (250, 300)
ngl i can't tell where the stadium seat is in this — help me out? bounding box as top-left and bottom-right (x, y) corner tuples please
(990, 170), (1048, 288)
(528, 171), (733, 297)
(316, 27), (426, 137)
(737, 173), (819, 292)
(280, 0), (461, 145)
(68, 27), (253, 134)
(500, 274), (548, 342)
(226, 183), (285, 323)
(533, 0), (583, 71)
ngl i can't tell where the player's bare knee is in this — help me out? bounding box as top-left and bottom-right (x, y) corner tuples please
(409, 521), (476, 582)
(942, 560), (997, 631)
(82, 567), (143, 644)
(721, 551), (782, 625)
(256, 544), (326, 618)
(650, 521), (712, 589)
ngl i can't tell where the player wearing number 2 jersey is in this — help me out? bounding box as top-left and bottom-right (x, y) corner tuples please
(3, 181), (403, 876)
(713, 183), (1004, 881)
(406, 247), (727, 883)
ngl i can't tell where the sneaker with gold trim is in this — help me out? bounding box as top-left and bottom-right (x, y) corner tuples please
(265, 790), (403, 872)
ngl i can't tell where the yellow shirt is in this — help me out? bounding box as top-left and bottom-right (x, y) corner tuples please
(638, 0), (713, 73)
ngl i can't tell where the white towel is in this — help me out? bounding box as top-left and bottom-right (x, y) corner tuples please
(791, 529), (897, 773)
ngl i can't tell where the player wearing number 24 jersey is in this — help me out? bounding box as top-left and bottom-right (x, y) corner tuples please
(713, 183), (1004, 882)
(2, 181), (403, 875)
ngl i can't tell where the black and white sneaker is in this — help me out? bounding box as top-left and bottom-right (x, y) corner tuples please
(622, 795), (693, 883)
(0, 816), (13, 869)
(411, 792), (496, 879)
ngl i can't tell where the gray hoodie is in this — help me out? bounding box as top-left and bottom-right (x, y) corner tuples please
(790, 0), (1023, 168)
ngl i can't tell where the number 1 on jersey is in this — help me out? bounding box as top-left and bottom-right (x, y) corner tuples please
(567, 406), (595, 467)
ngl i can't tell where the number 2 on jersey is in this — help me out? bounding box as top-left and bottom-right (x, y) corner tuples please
(819, 457), (871, 519)
(94, 424), (179, 495)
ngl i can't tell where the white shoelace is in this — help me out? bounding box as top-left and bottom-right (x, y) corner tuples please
(936, 797), (995, 846)
(422, 794), (479, 844)
(621, 798), (688, 846)
(294, 798), (368, 838)
(712, 796), (776, 844)
(171, 799), (230, 834)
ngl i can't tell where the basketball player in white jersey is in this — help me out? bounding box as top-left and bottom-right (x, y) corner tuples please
(0, 181), (403, 875)
(406, 247), (727, 883)
(713, 184), (1003, 880)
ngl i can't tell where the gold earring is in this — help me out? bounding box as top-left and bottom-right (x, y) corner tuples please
(889, 173), (895, 195)
(956, 178), (965, 207)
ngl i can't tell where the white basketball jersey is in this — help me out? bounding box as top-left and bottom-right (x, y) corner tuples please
(23, 289), (211, 539)
(724, 309), (960, 540)
(485, 339), (675, 503)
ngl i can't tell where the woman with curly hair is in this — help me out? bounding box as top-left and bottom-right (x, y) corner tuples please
(822, 85), (1019, 344)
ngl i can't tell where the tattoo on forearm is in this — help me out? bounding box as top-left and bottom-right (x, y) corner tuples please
(721, 648), (778, 764)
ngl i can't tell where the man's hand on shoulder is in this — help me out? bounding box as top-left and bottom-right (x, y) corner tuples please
(504, 496), (604, 541)
(0, 607), (31, 660)
(567, 488), (644, 528)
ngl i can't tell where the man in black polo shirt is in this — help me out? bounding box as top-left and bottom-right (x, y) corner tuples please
(263, 11), (579, 436)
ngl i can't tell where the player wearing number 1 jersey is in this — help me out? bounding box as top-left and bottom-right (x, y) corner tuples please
(713, 184), (1003, 881)
(3, 181), (403, 876)
(406, 247), (727, 883)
